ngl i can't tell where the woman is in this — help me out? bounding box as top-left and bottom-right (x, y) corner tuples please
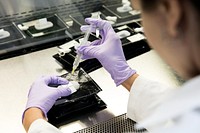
(23, 0), (200, 132)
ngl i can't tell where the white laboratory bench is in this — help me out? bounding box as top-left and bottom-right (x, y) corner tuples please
(0, 47), (180, 133)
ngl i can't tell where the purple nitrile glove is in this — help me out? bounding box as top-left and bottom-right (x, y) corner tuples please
(77, 18), (136, 86)
(24, 75), (72, 118)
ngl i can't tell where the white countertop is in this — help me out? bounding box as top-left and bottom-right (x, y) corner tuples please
(0, 48), (180, 133)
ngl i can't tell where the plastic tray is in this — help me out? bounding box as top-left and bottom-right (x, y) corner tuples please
(0, 24), (24, 45)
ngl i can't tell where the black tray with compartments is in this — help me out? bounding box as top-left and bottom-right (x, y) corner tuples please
(47, 68), (107, 126)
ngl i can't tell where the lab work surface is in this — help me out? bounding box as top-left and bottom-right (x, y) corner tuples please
(0, 47), (180, 133)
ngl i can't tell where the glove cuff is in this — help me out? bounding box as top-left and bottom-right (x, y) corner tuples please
(22, 104), (48, 124)
(109, 61), (136, 86)
(115, 68), (136, 86)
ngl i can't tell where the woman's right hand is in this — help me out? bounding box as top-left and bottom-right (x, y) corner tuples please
(77, 18), (136, 86)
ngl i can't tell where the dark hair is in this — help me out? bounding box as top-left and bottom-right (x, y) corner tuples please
(190, 0), (200, 13)
(140, 0), (158, 11)
(141, 0), (200, 13)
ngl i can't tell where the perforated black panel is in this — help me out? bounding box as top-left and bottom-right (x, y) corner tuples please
(74, 114), (147, 133)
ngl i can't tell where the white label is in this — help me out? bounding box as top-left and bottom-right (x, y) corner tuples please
(127, 33), (146, 42)
(117, 25), (128, 30)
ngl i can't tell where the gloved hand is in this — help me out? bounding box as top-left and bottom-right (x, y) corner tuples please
(77, 18), (136, 86)
(24, 76), (72, 118)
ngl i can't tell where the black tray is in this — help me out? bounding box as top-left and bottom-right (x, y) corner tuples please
(48, 95), (107, 127)
(55, 68), (102, 103)
(47, 68), (106, 127)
